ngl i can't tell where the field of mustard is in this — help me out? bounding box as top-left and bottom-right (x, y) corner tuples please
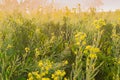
(0, 9), (120, 80)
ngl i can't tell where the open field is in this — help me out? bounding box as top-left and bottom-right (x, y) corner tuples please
(0, 6), (120, 80)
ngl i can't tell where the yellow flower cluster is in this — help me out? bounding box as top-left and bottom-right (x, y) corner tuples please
(62, 60), (68, 65)
(28, 60), (53, 80)
(25, 47), (30, 53)
(85, 45), (100, 59)
(50, 33), (56, 43)
(85, 45), (91, 50)
(89, 53), (97, 59)
(75, 32), (86, 46)
(93, 19), (106, 29)
(27, 59), (68, 80)
(7, 44), (12, 49)
(42, 78), (50, 80)
(52, 70), (66, 80)
(38, 60), (52, 71)
(111, 34), (119, 38)
(28, 71), (40, 80)
(27, 71), (50, 80)
(35, 48), (40, 58)
(38, 60), (43, 67)
(85, 45), (100, 53)
(118, 60), (120, 64)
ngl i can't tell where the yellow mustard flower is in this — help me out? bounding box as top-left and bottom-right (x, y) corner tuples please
(53, 77), (59, 80)
(28, 72), (32, 78)
(74, 51), (77, 55)
(118, 60), (120, 64)
(27, 77), (33, 80)
(52, 74), (55, 78)
(35, 48), (40, 58)
(61, 71), (66, 77)
(38, 60), (43, 67)
(89, 53), (97, 59)
(93, 19), (106, 29)
(82, 41), (86, 45)
(41, 72), (46, 77)
(75, 32), (86, 40)
(55, 70), (62, 75)
(85, 45), (100, 53)
(56, 70), (66, 76)
(76, 42), (80, 46)
(35, 74), (41, 79)
(25, 47), (30, 53)
(42, 78), (50, 80)
(80, 33), (86, 40)
(74, 32), (86, 46)
(7, 44), (12, 49)
(63, 60), (68, 65)
(93, 48), (100, 53)
(64, 77), (68, 80)
(85, 45), (92, 50)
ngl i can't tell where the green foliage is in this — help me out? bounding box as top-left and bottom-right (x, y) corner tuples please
(0, 11), (120, 80)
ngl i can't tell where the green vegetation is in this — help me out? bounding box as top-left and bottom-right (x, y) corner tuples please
(0, 10), (120, 80)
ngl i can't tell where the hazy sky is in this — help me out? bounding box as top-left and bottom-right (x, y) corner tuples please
(49, 0), (120, 11)
(101, 0), (120, 11)
(14, 0), (120, 11)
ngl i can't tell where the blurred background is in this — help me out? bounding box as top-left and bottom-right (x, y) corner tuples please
(0, 0), (120, 12)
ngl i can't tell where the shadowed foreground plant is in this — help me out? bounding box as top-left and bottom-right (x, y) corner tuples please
(71, 32), (86, 80)
(111, 23), (120, 80)
(85, 46), (103, 80)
